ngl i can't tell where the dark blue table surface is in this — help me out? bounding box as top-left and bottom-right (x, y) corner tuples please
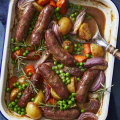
(0, 0), (120, 120)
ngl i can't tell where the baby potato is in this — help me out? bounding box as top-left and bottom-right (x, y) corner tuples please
(79, 23), (92, 40)
(62, 40), (74, 53)
(58, 17), (72, 35)
(51, 88), (61, 100)
(91, 43), (104, 57)
(34, 90), (44, 105)
(67, 77), (75, 93)
(18, 76), (26, 85)
(10, 88), (19, 101)
(26, 102), (42, 119)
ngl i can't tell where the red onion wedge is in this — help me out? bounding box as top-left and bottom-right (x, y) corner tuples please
(63, 66), (83, 77)
(52, 21), (63, 45)
(78, 112), (98, 120)
(71, 9), (87, 34)
(18, 0), (34, 10)
(84, 57), (108, 68)
(35, 50), (50, 69)
(90, 71), (105, 92)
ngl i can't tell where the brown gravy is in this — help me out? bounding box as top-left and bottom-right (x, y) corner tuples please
(85, 7), (106, 37)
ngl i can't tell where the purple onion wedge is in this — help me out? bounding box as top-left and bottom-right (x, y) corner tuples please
(52, 21), (63, 45)
(84, 57), (108, 68)
(71, 9), (87, 34)
(78, 112), (98, 120)
(90, 71), (105, 92)
(63, 66), (83, 77)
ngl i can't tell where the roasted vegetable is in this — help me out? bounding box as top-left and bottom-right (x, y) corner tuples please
(37, 0), (50, 6)
(18, 76), (26, 85)
(34, 90), (44, 105)
(79, 23), (92, 40)
(26, 102), (42, 119)
(58, 17), (72, 35)
(33, 2), (43, 12)
(91, 43), (104, 57)
(62, 40), (74, 53)
(83, 43), (91, 56)
(50, 88), (61, 100)
(67, 77), (75, 93)
(10, 88), (19, 101)
(25, 64), (35, 76)
(74, 55), (87, 63)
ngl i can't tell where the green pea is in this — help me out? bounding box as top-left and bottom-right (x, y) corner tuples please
(60, 106), (63, 110)
(74, 12), (79, 16)
(63, 104), (67, 109)
(23, 52), (27, 57)
(15, 105), (18, 108)
(15, 46), (20, 51)
(14, 99), (18, 103)
(71, 97), (75, 101)
(71, 14), (75, 17)
(72, 18), (76, 21)
(21, 112), (25, 115)
(29, 27), (32, 31)
(17, 107), (21, 111)
(18, 111), (21, 114)
(55, 7), (60, 12)
(72, 93), (76, 97)
(60, 70), (64, 73)
(77, 52), (81, 55)
(86, 54), (90, 58)
(68, 100), (72, 105)
(18, 92), (22, 96)
(81, 109), (85, 113)
(11, 60), (16, 64)
(43, 90), (45, 94)
(11, 38), (14, 43)
(11, 47), (15, 52)
(60, 64), (64, 69)
(18, 85), (22, 91)
(52, 66), (55, 70)
(31, 98), (35, 102)
(16, 82), (20, 86)
(28, 72), (32, 76)
(67, 79), (71, 84)
(14, 108), (17, 112)
(8, 103), (12, 108)
(62, 100), (66, 104)
(55, 66), (58, 70)
(11, 102), (15, 106)
(13, 83), (17, 87)
(62, 79), (66, 83)
(66, 77), (70, 81)
(65, 46), (69, 50)
(56, 70), (60, 74)
(54, 61), (58, 65)
(57, 16), (61, 20)
(25, 83), (29, 86)
(25, 50), (29, 54)
(79, 66), (83, 69)
(17, 95), (20, 99)
(74, 44), (78, 48)
(6, 88), (10, 92)
(76, 62), (79, 66)
(61, 76), (65, 80)
(22, 84), (26, 88)
(21, 108), (25, 112)
(77, 77), (80, 81)
(81, 68), (86, 72)
(65, 72), (70, 77)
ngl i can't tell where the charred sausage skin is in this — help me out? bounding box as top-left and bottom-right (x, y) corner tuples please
(45, 29), (75, 66)
(30, 5), (54, 46)
(38, 63), (69, 99)
(15, 3), (36, 42)
(41, 107), (80, 120)
(18, 73), (42, 107)
(76, 70), (99, 103)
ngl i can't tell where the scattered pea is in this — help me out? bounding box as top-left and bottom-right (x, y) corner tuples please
(18, 92), (22, 96)
(65, 46), (69, 50)
(55, 7), (60, 12)
(72, 17), (76, 21)
(28, 72), (32, 76)
(15, 46), (20, 51)
(81, 109), (85, 113)
(77, 77), (80, 81)
(86, 54), (90, 58)
(31, 98), (35, 102)
(43, 90), (45, 94)
(23, 52), (27, 57)
(54, 61), (58, 65)
(11, 47), (15, 52)
(25, 50), (29, 54)
(11, 38), (14, 43)
(14, 99), (18, 103)
(6, 88), (10, 92)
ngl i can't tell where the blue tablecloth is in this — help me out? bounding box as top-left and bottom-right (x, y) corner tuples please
(0, 0), (120, 120)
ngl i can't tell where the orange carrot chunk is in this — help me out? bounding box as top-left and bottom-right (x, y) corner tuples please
(74, 55), (87, 63)
(83, 43), (91, 56)
(49, 0), (56, 8)
(37, 0), (50, 6)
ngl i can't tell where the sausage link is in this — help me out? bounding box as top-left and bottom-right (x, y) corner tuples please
(45, 29), (75, 66)
(18, 73), (42, 107)
(41, 107), (80, 120)
(38, 63), (69, 99)
(76, 70), (99, 103)
(15, 3), (36, 42)
(30, 5), (54, 46)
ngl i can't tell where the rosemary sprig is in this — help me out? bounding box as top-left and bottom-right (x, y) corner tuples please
(93, 83), (113, 102)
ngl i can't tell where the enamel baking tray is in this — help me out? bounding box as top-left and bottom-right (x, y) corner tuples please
(0, 0), (119, 120)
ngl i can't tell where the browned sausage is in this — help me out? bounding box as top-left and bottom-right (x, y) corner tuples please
(38, 63), (69, 99)
(18, 73), (42, 107)
(8, 76), (17, 90)
(76, 70), (99, 103)
(45, 29), (75, 66)
(41, 107), (80, 120)
(15, 3), (36, 42)
(30, 5), (54, 46)
(77, 99), (100, 114)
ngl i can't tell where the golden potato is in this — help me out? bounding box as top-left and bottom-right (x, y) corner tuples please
(33, 2), (43, 12)
(51, 88), (61, 100)
(91, 43), (104, 57)
(62, 40), (74, 53)
(26, 102), (42, 119)
(10, 88), (19, 101)
(58, 17), (72, 35)
(79, 23), (92, 40)
(67, 77), (75, 93)
(34, 90), (44, 105)
(18, 76), (26, 85)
